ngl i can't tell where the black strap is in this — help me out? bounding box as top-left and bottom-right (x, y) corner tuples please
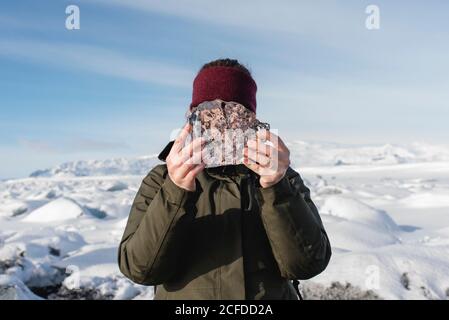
(158, 140), (174, 161)
(292, 279), (303, 300)
(244, 173), (254, 212)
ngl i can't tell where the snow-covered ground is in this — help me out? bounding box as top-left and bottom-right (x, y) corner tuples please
(1, 141), (449, 300)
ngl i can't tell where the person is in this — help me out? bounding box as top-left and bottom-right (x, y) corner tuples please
(118, 58), (331, 300)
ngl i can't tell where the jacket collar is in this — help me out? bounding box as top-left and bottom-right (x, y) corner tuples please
(158, 141), (174, 162)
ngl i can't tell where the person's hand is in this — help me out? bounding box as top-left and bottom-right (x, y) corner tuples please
(166, 123), (206, 192)
(243, 130), (290, 188)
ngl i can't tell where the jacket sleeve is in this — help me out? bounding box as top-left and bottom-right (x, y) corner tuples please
(118, 164), (196, 285)
(258, 167), (332, 280)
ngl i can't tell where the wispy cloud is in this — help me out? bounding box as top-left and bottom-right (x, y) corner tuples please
(91, 0), (353, 37)
(0, 39), (194, 87)
(19, 139), (55, 153)
(0, 14), (41, 30)
(91, 0), (449, 73)
(19, 137), (130, 154)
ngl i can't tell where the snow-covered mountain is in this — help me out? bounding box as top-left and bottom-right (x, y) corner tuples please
(30, 155), (160, 178)
(287, 141), (449, 167)
(29, 141), (449, 178)
(2, 141), (449, 300)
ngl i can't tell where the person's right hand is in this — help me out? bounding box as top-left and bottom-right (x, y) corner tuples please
(166, 123), (206, 192)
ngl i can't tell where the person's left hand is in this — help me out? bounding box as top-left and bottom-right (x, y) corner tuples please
(243, 130), (291, 188)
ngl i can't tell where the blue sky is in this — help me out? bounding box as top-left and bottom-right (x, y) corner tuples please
(1, 0), (448, 178)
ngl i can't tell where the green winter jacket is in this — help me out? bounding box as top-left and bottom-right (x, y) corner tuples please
(118, 141), (331, 300)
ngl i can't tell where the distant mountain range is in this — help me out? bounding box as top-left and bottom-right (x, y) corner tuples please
(30, 155), (160, 178)
(29, 141), (449, 178)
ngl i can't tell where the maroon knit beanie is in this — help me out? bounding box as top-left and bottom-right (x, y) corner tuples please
(190, 66), (257, 113)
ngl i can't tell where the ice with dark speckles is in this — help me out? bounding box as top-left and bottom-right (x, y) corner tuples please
(185, 100), (270, 168)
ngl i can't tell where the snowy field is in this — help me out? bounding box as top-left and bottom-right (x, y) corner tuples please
(1, 141), (449, 300)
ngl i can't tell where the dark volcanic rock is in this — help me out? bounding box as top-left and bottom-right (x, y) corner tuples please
(301, 281), (382, 300)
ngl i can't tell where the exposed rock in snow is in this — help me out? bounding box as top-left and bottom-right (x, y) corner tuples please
(0, 241), (66, 288)
(302, 281), (382, 300)
(103, 181), (128, 192)
(45, 286), (113, 300)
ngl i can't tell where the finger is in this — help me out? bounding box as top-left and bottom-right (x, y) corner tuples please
(179, 137), (205, 164)
(246, 150), (271, 167)
(247, 139), (257, 149)
(185, 163), (206, 181)
(253, 140), (289, 168)
(245, 149), (270, 167)
(177, 161), (196, 178)
(173, 123), (192, 154)
(245, 155), (276, 177)
(243, 156), (263, 175)
(185, 145), (208, 166)
(247, 141), (273, 158)
(248, 136), (272, 151)
(256, 129), (271, 142)
(265, 131), (288, 151)
(246, 139), (266, 156)
(178, 148), (208, 177)
(243, 147), (259, 166)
